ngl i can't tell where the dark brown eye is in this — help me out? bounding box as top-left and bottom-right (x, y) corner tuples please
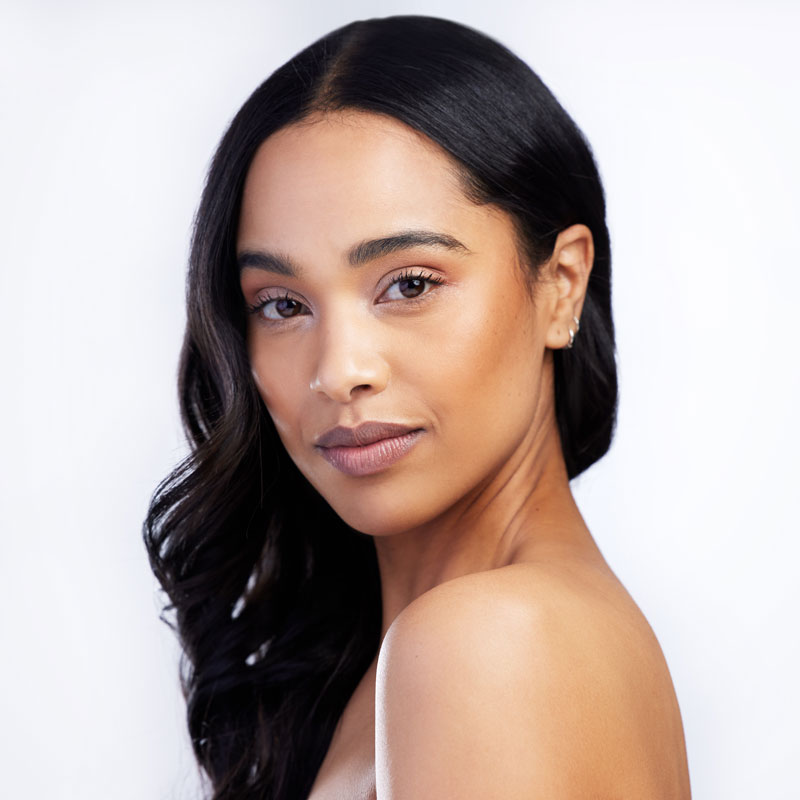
(398, 278), (425, 298)
(274, 297), (303, 317)
(381, 271), (443, 303)
(254, 295), (308, 320)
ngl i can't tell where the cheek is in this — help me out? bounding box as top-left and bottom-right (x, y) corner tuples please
(419, 283), (541, 423)
(248, 338), (308, 445)
(399, 282), (545, 510)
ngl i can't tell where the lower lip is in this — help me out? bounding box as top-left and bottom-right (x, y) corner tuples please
(317, 430), (424, 477)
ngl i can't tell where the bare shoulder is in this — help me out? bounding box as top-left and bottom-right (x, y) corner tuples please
(375, 560), (691, 799)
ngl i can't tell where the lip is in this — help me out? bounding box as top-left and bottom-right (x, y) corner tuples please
(314, 421), (424, 476)
(316, 421), (421, 448)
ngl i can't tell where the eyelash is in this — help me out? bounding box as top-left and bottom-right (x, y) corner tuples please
(245, 268), (445, 319)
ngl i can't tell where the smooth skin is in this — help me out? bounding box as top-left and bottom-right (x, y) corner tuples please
(237, 110), (691, 799)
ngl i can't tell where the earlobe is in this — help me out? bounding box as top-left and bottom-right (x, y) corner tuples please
(544, 224), (594, 350)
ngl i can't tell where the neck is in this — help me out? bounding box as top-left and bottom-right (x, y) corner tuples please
(373, 410), (597, 641)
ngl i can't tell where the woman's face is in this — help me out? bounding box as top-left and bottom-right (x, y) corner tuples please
(238, 111), (558, 535)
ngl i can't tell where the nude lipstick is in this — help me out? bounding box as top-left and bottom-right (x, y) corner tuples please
(314, 421), (424, 477)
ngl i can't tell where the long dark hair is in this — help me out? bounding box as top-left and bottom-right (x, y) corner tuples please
(144, 15), (616, 799)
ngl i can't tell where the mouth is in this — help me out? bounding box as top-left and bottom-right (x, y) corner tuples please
(314, 421), (424, 477)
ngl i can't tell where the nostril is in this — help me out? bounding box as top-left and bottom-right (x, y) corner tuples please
(309, 340), (390, 401)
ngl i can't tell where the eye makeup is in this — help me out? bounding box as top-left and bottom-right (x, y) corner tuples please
(244, 266), (446, 324)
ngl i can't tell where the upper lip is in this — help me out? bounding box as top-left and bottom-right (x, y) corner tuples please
(315, 421), (421, 448)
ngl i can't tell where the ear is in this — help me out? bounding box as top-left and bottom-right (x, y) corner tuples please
(542, 224), (594, 350)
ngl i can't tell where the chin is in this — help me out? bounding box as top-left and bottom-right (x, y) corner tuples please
(330, 497), (430, 537)
(310, 477), (440, 537)
(292, 445), (464, 537)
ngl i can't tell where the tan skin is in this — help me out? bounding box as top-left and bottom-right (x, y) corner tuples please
(237, 110), (691, 799)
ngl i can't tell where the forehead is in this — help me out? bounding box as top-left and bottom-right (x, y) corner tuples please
(237, 111), (508, 257)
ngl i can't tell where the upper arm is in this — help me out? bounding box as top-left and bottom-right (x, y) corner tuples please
(374, 571), (662, 799)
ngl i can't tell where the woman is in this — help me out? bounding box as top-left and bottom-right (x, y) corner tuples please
(145, 14), (691, 799)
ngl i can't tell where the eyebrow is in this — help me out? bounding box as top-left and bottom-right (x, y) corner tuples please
(237, 230), (471, 276)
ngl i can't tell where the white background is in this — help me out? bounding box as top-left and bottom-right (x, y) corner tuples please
(1, 1), (798, 797)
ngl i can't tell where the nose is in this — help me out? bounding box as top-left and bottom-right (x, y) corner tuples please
(309, 320), (390, 403)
